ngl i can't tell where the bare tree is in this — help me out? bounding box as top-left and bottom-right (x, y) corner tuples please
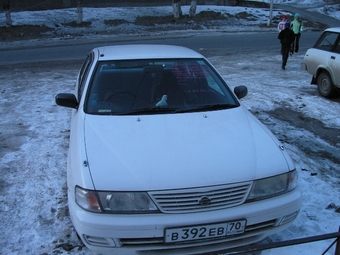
(189, 0), (197, 17)
(76, 0), (83, 24)
(268, 0), (273, 26)
(172, 0), (182, 19)
(172, 0), (197, 19)
(3, 0), (12, 27)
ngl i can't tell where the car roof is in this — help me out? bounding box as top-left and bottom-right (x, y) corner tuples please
(324, 27), (340, 33)
(94, 44), (205, 61)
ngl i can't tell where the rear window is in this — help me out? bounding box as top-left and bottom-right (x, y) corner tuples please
(314, 31), (340, 52)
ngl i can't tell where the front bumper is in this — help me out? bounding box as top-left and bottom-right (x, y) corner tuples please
(69, 188), (301, 255)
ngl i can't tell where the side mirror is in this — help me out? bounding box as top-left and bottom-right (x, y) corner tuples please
(55, 93), (79, 109)
(234, 86), (248, 99)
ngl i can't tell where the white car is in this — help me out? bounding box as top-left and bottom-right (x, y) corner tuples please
(302, 27), (340, 98)
(56, 44), (301, 255)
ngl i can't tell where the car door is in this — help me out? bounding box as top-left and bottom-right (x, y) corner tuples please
(313, 31), (340, 87)
(328, 34), (340, 87)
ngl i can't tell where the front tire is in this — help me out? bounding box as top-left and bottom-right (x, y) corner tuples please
(317, 72), (337, 98)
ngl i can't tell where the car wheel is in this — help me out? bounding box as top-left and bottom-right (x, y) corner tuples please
(317, 72), (337, 98)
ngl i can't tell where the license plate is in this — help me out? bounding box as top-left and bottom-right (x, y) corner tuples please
(164, 220), (246, 243)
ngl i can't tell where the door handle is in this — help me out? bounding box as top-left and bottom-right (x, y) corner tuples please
(331, 56), (336, 60)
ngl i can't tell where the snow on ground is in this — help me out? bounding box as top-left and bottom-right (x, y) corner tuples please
(0, 1), (340, 255)
(0, 0), (339, 38)
(212, 51), (340, 254)
(2, 5), (278, 37)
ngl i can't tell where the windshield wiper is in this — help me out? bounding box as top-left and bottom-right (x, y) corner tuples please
(176, 104), (238, 113)
(116, 107), (180, 115)
(110, 104), (237, 115)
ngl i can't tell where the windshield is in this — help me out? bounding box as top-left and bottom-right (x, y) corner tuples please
(85, 59), (239, 115)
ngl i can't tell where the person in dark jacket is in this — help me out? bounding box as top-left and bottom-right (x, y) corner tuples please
(278, 21), (295, 70)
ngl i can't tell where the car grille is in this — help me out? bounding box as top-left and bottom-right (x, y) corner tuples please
(148, 182), (252, 213)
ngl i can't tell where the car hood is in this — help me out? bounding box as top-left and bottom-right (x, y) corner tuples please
(84, 106), (292, 191)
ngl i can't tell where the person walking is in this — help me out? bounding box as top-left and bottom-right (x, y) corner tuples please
(277, 14), (288, 33)
(290, 13), (303, 54)
(278, 14), (288, 54)
(278, 21), (295, 70)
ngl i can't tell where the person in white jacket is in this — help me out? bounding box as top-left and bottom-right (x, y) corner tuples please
(277, 14), (288, 32)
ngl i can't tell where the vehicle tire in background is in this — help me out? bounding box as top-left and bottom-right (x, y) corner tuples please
(317, 72), (337, 98)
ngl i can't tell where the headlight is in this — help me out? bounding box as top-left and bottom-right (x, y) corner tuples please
(75, 186), (159, 213)
(246, 170), (298, 201)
